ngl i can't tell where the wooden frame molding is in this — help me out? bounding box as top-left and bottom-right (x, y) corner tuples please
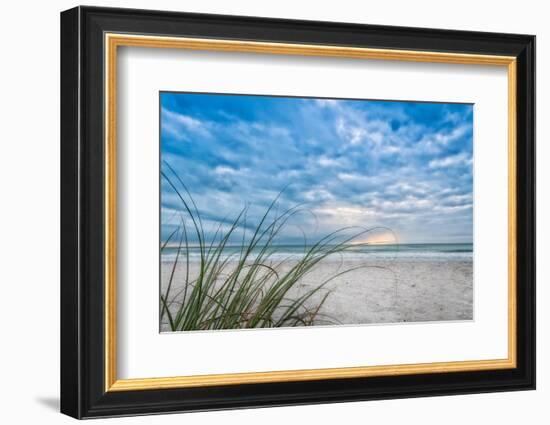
(104, 33), (518, 392)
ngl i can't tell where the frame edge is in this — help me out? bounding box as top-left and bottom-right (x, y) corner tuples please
(60, 6), (83, 420)
(62, 6), (536, 418)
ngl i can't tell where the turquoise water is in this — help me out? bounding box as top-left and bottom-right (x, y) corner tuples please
(161, 243), (473, 262)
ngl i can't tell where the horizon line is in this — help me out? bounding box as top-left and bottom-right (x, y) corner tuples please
(160, 241), (474, 248)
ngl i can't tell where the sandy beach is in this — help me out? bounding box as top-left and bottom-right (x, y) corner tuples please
(161, 256), (473, 331)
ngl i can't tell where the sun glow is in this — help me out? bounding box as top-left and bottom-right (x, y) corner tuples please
(351, 231), (396, 245)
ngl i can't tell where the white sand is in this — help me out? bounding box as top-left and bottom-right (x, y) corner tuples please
(161, 257), (472, 329)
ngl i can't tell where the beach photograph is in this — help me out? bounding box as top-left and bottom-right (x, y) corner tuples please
(159, 92), (473, 332)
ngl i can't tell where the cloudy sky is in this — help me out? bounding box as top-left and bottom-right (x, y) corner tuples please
(160, 92), (473, 245)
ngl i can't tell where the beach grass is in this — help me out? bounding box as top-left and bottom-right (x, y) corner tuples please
(160, 161), (383, 332)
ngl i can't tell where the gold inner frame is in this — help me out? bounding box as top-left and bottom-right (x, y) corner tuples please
(104, 33), (517, 392)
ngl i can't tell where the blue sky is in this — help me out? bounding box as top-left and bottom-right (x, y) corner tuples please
(160, 92), (473, 244)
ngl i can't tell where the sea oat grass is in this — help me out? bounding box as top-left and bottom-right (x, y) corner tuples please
(160, 161), (386, 331)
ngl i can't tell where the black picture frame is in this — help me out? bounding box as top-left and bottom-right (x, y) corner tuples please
(61, 5), (535, 419)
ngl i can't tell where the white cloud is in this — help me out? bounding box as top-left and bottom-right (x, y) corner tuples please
(373, 196), (433, 213)
(419, 124), (471, 154)
(317, 155), (346, 168)
(303, 188), (334, 202)
(314, 99), (340, 108)
(214, 165), (242, 176)
(381, 145), (401, 154)
(429, 152), (472, 169)
(337, 172), (363, 182)
(387, 181), (430, 196)
(433, 203), (473, 213)
(336, 118), (367, 145)
(335, 116), (392, 147)
(312, 204), (378, 229)
(161, 108), (210, 140)
(444, 194), (473, 204)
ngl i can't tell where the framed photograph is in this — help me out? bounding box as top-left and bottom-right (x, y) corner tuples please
(60, 6), (535, 419)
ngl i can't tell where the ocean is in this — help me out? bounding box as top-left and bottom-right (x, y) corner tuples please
(160, 243), (473, 263)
